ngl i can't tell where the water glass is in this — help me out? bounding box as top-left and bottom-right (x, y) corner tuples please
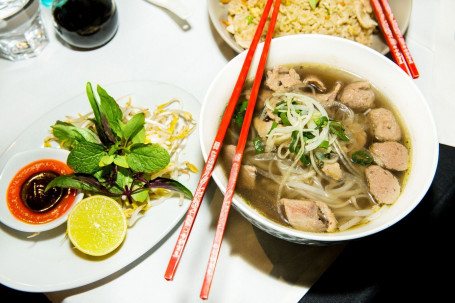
(0, 0), (49, 61)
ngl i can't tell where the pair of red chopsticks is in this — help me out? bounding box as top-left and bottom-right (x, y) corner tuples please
(370, 0), (419, 78)
(164, 0), (281, 299)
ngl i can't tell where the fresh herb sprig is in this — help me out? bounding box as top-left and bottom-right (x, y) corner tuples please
(46, 82), (193, 203)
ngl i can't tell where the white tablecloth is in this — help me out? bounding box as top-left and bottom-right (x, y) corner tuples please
(0, 0), (453, 302)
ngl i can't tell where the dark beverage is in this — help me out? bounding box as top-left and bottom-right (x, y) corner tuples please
(52, 0), (118, 49)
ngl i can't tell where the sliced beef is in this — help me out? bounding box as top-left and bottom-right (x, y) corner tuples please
(339, 81), (375, 111)
(370, 141), (409, 171)
(281, 198), (338, 233)
(367, 108), (402, 142)
(222, 145), (256, 189)
(302, 75), (326, 92)
(265, 66), (301, 92)
(313, 81), (342, 106)
(365, 165), (401, 204)
(253, 117), (274, 139)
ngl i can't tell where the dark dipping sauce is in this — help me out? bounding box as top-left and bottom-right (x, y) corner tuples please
(20, 171), (67, 213)
(52, 0), (119, 49)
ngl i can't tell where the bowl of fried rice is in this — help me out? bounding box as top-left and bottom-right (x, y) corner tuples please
(208, 0), (412, 55)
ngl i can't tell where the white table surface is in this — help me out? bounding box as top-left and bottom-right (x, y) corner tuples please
(0, 0), (453, 302)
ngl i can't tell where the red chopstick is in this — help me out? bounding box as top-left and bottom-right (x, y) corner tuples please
(164, 0), (276, 282)
(379, 0), (419, 78)
(370, 0), (419, 79)
(199, 0), (282, 299)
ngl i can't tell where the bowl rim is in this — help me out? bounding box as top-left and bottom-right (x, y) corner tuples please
(200, 34), (439, 242)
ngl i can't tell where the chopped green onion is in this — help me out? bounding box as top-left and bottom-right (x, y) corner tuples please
(246, 15), (253, 24)
(351, 150), (373, 165)
(318, 140), (329, 149)
(280, 112), (291, 126)
(302, 131), (315, 140)
(267, 121), (279, 136)
(329, 121), (349, 142)
(233, 100), (248, 127)
(300, 153), (311, 166)
(239, 100), (248, 112)
(289, 130), (299, 152)
(314, 116), (328, 129)
(253, 137), (263, 154)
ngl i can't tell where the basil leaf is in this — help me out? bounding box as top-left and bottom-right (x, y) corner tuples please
(123, 113), (145, 142)
(45, 174), (113, 195)
(97, 85), (124, 140)
(68, 141), (107, 174)
(126, 143), (170, 173)
(86, 83), (103, 135)
(145, 177), (193, 199)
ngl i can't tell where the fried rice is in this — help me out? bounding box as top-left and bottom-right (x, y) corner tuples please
(222, 0), (378, 49)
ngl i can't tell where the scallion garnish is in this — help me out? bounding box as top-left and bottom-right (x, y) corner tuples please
(253, 137), (263, 154)
(314, 116), (328, 129)
(318, 140), (329, 149)
(280, 112), (291, 126)
(329, 121), (349, 142)
(351, 150), (373, 165)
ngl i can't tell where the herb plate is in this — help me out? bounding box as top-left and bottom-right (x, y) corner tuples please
(0, 80), (203, 292)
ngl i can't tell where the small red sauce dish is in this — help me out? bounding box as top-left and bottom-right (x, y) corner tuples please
(0, 148), (83, 233)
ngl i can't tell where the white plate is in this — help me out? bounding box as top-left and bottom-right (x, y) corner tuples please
(0, 80), (203, 292)
(208, 0), (412, 55)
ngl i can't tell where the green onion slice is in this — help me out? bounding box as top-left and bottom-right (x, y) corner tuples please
(280, 112), (291, 126)
(351, 150), (373, 165)
(253, 137), (263, 154)
(329, 121), (349, 142)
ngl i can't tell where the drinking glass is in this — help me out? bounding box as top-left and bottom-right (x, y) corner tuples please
(0, 0), (49, 61)
(51, 0), (118, 49)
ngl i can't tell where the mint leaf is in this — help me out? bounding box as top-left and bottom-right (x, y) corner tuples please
(68, 141), (107, 174)
(126, 143), (170, 173)
(131, 127), (146, 144)
(123, 113), (145, 142)
(113, 154), (129, 168)
(97, 85), (124, 140)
